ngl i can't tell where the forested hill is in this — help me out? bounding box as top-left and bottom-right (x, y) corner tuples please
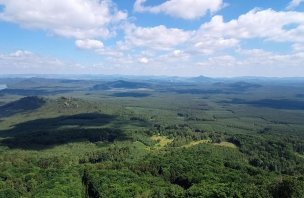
(0, 77), (304, 197)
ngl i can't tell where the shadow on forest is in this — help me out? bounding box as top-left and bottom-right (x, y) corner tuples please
(111, 92), (151, 98)
(296, 94), (304, 98)
(0, 96), (46, 118)
(168, 88), (225, 95)
(0, 88), (71, 96)
(0, 113), (132, 150)
(220, 98), (304, 110)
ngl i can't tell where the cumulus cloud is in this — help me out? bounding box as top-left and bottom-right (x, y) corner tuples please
(104, 8), (304, 75)
(197, 55), (237, 68)
(195, 49), (304, 77)
(0, 50), (85, 74)
(0, 0), (127, 39)
(192, 37), (239, 54)
(134, 0), (223, 20)
(173, 50), (183, 57)
(292, 43), (304, 51)
(157, 50), (190, 63)
(119, 9), (304, 57)
(286, 0), (304, 10)
(9, 50), (33, 57)
(76, 39), (104, 50)
(123, 24), (193, 50)
(1, 1), (304, 77)
(202, 9), (304, 42)
(138, 57), (149, 64)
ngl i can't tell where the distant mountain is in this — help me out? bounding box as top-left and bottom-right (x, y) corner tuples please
(188, 76), (214, 83)
(228, 81), (262, 91)
(210, 81), (262, 92)
(92, 80), (151, 90)
(7, 77), (63, 89)
(0, 84), (7, 90)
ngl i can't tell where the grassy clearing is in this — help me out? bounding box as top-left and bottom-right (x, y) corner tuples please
(183, 140), (211, 148)
(295, 152), (304, 159)
(182, 140), (237, 149)
(214, 141), (237, 148)
(151, 135), (173, 149)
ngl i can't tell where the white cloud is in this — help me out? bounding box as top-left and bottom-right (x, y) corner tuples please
(202, 9), (304, 43)
(134, 0), (223, 20)
(0, 0), (127, 39)
(138, 57), (149, 64)
(173, 50), (183, 56)
(286, 0), (304, 10)
(120, 9), (304, 57)
(195, 48), (304, 77)
(0, 50), (85, 74)
(1, 2), (304, 77)
(76, 39), (104, 50)
(9, 50), (33, 57)
(157, 50), (190, 63)
(103, 8), (304, 76)
(123, 24), (193, 50)
(192, 37), (239, 54)
(1, 48), (304, 77)
(293, 43), (304, 51)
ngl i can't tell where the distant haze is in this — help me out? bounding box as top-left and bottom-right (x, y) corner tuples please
(0, 84), (7, 90)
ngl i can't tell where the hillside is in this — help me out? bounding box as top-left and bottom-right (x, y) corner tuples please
(0, 96), (46, 117)
(0, 78), (304, 197)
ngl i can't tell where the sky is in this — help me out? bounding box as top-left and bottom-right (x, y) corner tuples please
(0, 0), (304, 77)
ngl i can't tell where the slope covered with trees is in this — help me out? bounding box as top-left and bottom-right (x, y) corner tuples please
(0, 78), (304, 197)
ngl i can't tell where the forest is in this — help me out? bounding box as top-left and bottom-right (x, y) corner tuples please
(0, 76), (304, 197)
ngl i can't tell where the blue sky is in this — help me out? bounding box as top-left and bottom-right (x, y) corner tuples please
(0, 0), (304, 77)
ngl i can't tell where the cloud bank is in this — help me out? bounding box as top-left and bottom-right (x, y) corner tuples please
(134, 0), (223, 19)
(0, 0), (303, 77)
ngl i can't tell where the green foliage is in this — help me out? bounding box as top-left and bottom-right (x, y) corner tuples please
(1, 79), (304, 197)
(83, 168), (184, 198)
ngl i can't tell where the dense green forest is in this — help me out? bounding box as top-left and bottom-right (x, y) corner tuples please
(0, 77), (304, 197)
